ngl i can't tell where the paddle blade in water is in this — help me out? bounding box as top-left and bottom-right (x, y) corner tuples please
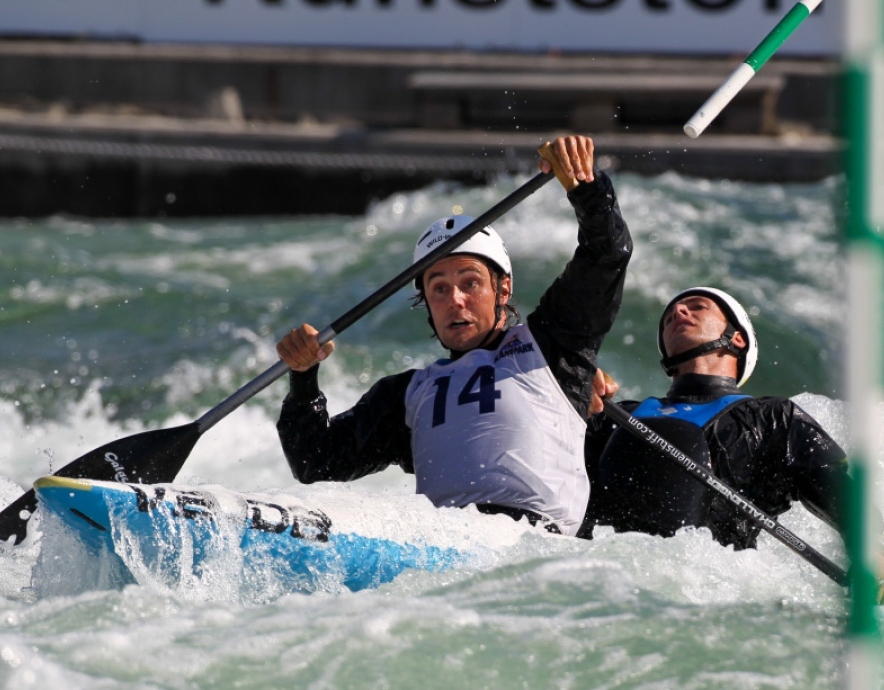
(0, 492), (41, 546)
(0, 423), (201, 545)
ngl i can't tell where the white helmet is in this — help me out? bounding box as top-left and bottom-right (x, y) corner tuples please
(657, 286), (758, 387)
(413, 215), (512, 290)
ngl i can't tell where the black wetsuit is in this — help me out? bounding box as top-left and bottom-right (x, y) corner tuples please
(277, 174), (632, 513)
(581, 373), (851, 549)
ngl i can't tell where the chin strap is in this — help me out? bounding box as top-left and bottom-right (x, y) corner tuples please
(660, 323), (744, 376)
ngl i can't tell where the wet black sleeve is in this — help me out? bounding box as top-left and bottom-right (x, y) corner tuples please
(276, 366), (416, 483)
(527, 172), (633, 419)
(706, 398), (852, 549)
(782, 402), (853, 531)
(783, 404), (884, 554)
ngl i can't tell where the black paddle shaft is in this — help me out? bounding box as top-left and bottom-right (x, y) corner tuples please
(602, 399), (848, 587)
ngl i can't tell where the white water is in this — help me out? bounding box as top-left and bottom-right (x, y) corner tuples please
(1, 172), (881, 688)
(1, 391), (868, 603)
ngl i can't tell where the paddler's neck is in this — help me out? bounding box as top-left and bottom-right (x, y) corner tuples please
(665, 373), (742, 403)
(448, 329), (508, 360)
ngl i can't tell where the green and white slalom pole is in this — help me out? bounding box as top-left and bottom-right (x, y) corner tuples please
(683, 0), (822, 138)
(844, 0), (884, 687)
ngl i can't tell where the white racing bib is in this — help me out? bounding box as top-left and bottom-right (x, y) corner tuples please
(404, 324), (589, 535)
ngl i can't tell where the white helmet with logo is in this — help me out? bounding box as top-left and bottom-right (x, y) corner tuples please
(413, 215), (512, 290)
(657, 286), (758, 387)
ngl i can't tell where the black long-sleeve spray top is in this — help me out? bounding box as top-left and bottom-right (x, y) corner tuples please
(583, 373), (852, 549)
(277, 173), (632, 486)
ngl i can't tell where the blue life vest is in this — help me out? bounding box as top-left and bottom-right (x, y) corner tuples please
(629, 395), (750, 426)
(592, 395), (750, 537)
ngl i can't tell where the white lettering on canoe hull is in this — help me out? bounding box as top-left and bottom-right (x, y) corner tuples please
(104, 452), (130, 483)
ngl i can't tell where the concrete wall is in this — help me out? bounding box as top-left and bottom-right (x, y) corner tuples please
(0, 41), (843, 217)
(0, 42), (840, 132)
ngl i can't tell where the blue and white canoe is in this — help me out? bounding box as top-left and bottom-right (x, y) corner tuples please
(33, 476), (539, 594)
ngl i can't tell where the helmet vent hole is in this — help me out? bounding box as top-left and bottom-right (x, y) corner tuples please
(446, 218), (455, 229)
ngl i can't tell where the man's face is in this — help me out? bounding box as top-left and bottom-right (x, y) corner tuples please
(661, 295), (733, 358)
(422, 255), (510, 352)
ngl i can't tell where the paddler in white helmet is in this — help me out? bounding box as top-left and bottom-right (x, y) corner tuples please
(276, 134), (631, 536)
(581, 287), (882, 575)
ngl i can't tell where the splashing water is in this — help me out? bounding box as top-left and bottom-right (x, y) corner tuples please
(0, 171), (878, 688)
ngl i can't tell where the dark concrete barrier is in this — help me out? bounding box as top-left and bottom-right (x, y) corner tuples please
(0, 41), (842, 217)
